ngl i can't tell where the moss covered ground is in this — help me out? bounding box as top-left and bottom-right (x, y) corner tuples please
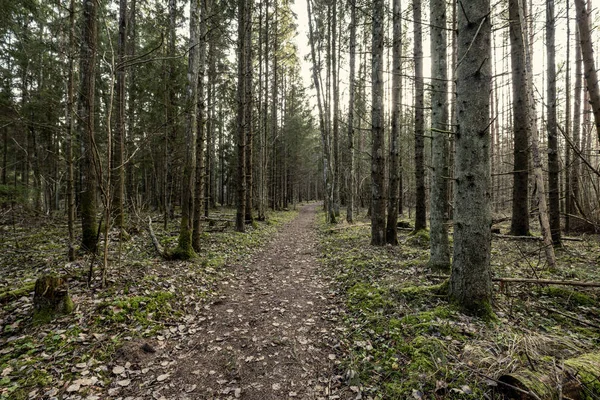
(317, 211), (600, 399)
(0, 206), (297, 399)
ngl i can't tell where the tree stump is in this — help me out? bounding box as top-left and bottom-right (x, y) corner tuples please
(33, 275), (74, 323)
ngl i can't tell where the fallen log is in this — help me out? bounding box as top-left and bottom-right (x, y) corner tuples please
(498, 353), (600, 399)
(428, 275), (600, 288)
(493, 277), (600, 287)
(148, 217), (166, 258)
(493, 233), (583, 242)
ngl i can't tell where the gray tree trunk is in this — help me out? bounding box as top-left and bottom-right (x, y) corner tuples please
(193, 0), (207, 251)
(79, 0), (98, 253)
(173, 0), (199, 258)
(346, 0), (357, 224)
(386, 0), (401, 245)
(413, 0), (426, 232)
(571, 26), (582, 228)
(66, 0), (76, 260)
(113, 0), (127, 231)
(428, 0), (450, 270)
(307, 0), (332, 224)
(235, 0), (247, 232)
(574, 0), (600, 143)
(371, 0), (385, 245)
(509, 0), (530, 236)
(244, 0), (253, 223)
(449, 0), (492, 316)
(546, 0), (561, 245)
(518, 0), (557, 269)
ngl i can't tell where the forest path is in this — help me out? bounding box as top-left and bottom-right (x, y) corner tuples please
(162, 203), (349, 399)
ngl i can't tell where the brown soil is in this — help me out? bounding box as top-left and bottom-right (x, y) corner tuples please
(115, 204), (351, 399)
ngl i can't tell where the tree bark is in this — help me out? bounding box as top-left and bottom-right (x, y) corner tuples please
(428, 0), (450, 269)
(413, 0), (426, 232)
(346, 0), (356, 224)
(546, 0), (561, 245)
(571, 25), (582, 229)
(173, 0), (199, 259)
(386, 0), (401, 244)
(307, 0), (332, 224)
(235, 0), (248, 232)
(65, 0), (76, 261)
(508, 0), (530, 236)
(450, 0), (493, 316)
(518, 0), (556, 270)
(113, 0), (127, 231)
(79, 0), (98, 253)
(193, 0), (207, 251)
(331, 1), (340, 218)
(574, 0), (600, 143)
(371, 0), (385, 246)
(244, 0), (253, 223)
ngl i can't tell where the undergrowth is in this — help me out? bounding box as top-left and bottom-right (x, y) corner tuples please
(317, 211), (600, 399)
(0, 207), (297, 399)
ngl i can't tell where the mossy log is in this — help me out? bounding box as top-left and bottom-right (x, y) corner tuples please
(498, 352), (600, 399)
(33, 275), (74, 323)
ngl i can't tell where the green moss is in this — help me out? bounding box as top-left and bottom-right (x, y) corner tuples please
(543, 287), (596, 306)
(406, 229), (430, 248)
(460, 298), (496, 322)
(347, 283), (392, 312)
(393, 282), (449, 301)
(0, 282), (35, 303)
(565, 353), (600, 399)
(97, 291), (175, 327)
(171, 226), (197, 260)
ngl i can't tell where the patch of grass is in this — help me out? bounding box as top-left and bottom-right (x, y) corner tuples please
(96, 291), (175, 327)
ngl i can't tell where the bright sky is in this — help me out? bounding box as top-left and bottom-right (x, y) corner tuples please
(289, 0), (600, 122)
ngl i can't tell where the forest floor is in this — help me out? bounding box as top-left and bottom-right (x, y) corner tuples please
(1, 204), (600, 399)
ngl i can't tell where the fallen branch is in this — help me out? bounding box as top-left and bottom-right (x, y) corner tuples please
(428, 275), (600, 288)
(328, 223), (369, 232)
(148, 217), (165, 258)
(493, 233), (583, 242)
(539, 306), (600, 330)
(493, 277), (600, 287)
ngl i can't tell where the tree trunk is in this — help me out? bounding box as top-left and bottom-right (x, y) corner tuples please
(428, 0), (450, 270)
(574, 0), (600, 143)
(244, 0), (253, 223)
(113, 0), (127, 231)
(346, 0), (356, 224)
(386, 0), (401, 245)
(173, 0), (199, 259)
(413, 0), (426, 232)
(509, 0), (530, 236)
(546, 0), (561, 245)
(65, 0), (76, 261)
(518, 0), (557, 270)
(307, 0), (332, 224)
(79, 0), (98, 253)
(235, 0), (247, 232)
(332, 1), (340, 218)
(450, 0), (493, 316)
(565, 1), (572, 233)
(193, 0), (207, 252)
(33, 276), (73, 323)
(371, 0), (385, 246)
(571, 25), (582, 229)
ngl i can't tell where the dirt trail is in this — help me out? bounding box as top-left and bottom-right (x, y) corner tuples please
(154, 204), (348, 399)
